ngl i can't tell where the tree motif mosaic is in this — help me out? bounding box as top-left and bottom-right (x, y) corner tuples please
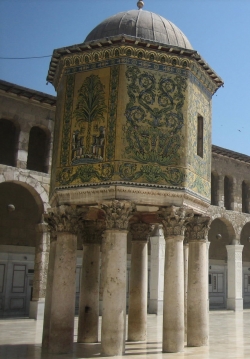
(72, 74), (107, 164)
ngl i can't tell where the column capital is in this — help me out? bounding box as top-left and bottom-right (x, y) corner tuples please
(185, 215), (211, 242)
(130, 222), (151, 241)
(81, 220), (105, 245)
(44, 205), (88, 235)
(100, 200), (135, 230)
(159, 206), (194, 237)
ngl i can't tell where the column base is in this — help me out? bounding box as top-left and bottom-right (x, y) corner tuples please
(227, 298), (243, 311)
(29, 299), (45, 320)
(148, 299), (163, 315)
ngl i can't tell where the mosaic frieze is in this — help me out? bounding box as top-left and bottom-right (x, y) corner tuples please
(59, 45), (217, 95)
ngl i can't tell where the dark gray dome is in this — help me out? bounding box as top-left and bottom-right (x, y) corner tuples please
(85, 10), (192, 50)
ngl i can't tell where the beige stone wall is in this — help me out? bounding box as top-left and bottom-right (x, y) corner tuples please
(211, 153), (250, 212)
(0, 91), (54, 171)
(0, 89), (55, 248)
(207, 151), (250, 258)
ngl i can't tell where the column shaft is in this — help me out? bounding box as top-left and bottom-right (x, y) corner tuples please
(226, 244), (244, 311)
(148, 226), (165, 314)
(128, 240), (148, 341)
(101, 230), (127, 356)
(42, 239), (57, 349)
(187, 240), (208, 347)
(49, 232), (77, 354)
(29, 224), (50, 320)
(183, 242), (189, 339)
(78, 243), (100, 343)
(163, 235), (184, 353)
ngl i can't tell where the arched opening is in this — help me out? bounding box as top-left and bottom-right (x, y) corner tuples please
(27, 126), (50, 173)
(224, 176), (233, 210)
(0, 119), (19, 167)
(242, 181), (250, 214)
(0, 181), (44, 317)
(211, 171), (219, 206)
(208, 217), (235, 309)
(241, 222), (250, 308)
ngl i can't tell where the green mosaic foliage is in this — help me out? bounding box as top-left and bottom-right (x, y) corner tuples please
(119, 163), (185, 186)
(124, 66), (187, 166)
(56, 163), (114, 185)
(61, 74), (75, 166)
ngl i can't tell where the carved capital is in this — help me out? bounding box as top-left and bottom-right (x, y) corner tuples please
(100, 200), (135, 230)
(80, 220), (105, 245)
(185, 215), (211, 242)
(130, 222), (151, 241)
(44, 205), (88, 235)
(159, 206), (194, 237)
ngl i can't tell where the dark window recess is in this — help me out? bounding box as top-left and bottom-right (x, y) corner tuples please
(224, 176), (233, 210)
(0, 119), (19, 166)
(209, 274), (211, 285)
(27, 126), (49, 173)
(211, 172), (219, 206)
(197, 115), (204, 158)
(242, 181), (250, 214)
(28, 269), (34, 274)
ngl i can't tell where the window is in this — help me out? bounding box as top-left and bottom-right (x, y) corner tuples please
(0, 119), (19, 166)
(27, 126), (50, 173)
(211, 172), (219, 206)
(224, 176), (233, 210)
(242, 181), (250, 213)
(197, 115), (203, 158)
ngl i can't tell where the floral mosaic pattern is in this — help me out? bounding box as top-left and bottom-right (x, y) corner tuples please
(124, 66), (187, 166)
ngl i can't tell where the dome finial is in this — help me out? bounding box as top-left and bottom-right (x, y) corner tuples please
(137, 1), (144, 10)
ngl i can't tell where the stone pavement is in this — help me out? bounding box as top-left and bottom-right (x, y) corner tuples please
(0, 311), (250, 359)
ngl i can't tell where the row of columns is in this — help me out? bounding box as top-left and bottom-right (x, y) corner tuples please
(41, 202), (211, 356)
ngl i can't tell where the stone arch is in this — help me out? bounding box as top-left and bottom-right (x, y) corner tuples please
(27, 126), (51, 173)
(0, 181), (44, 247)
(0, 118), (20, 167)
(0, 174), (49, 212)
(241, 221), (250, 262)
(208, 217), (236, 260)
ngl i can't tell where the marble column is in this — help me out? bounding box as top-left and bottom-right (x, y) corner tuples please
(29, 223), (50, 320)
(148, 224), (165, 315)
(183, 240), (189, 339)
(160, 206), (193, 353)
(77, 221), (104, 343)
(128, 222), (151, 341)
(100, 200), (134, 356)
(43, 205), (87, 354)
(206, 241), (210, 312)
(186, 215), (210, 347)
(226, 243), (244, 311)
(42, 234), (57, 349)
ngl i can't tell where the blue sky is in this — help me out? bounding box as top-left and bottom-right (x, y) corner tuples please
(0, 0), (249, 156)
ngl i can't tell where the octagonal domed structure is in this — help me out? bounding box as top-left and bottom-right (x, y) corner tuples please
(85, 10), (193, 50)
